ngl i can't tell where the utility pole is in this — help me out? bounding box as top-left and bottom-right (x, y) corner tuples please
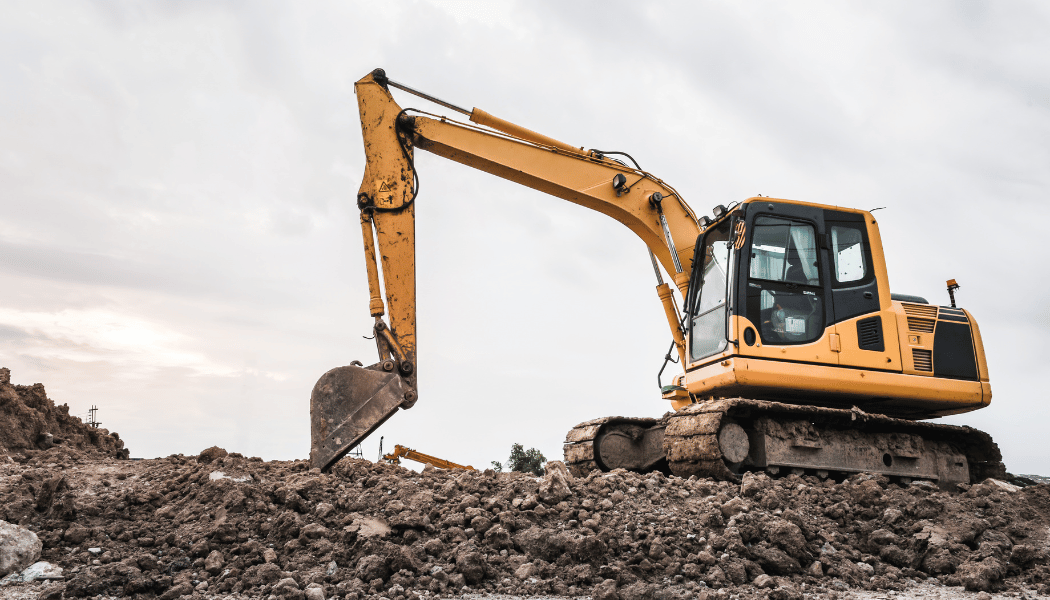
(87, 405), (100, 428)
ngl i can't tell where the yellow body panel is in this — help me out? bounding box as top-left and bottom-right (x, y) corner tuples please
(677, 357), (986, 416)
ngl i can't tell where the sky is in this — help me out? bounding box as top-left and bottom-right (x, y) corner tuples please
(1, 1), (1048, 474)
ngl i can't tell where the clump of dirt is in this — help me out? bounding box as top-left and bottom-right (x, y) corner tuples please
(1, 448), (1048, 600)
(0, 368), (128, 462)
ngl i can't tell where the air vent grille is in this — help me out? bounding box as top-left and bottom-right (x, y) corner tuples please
(913, 349), (933, 372)
(907, 317), (936, 333)
(857, 317), (884, 351)
(903, 303), (938, 319)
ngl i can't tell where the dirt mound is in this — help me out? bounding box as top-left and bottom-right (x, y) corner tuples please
(1, 449), (1048, 599)
(0, 367), (128, 462)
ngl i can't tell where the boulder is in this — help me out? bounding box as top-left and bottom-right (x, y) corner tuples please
(539, 461), (573, 503)
(0, 520), (42, 578)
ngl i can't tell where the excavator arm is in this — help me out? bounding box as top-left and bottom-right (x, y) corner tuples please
(383, 444), (475, 471)
(310, 68), (702, 471)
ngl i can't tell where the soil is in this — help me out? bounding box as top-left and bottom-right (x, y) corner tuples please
(2, 370), (1049, 600)
(0, 368), (127, 461)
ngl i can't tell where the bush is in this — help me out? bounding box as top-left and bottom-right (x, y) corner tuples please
(491, 443), (546, 476)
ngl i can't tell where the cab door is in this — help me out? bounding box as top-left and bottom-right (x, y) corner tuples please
(734, 202), (839, 367)
(823, 209), (900, 372)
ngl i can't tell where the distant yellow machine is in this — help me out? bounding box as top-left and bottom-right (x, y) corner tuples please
(382, 444), (474, 471)
(309, 69), (1003, 488)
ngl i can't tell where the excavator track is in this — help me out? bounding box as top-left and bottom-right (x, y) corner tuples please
(564, 416), (662, 478)
(568, 399), (1005, 486)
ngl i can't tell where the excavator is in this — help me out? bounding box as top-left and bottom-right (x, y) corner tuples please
(310, 68), (1003, 488)
(382, 444), (475, 471)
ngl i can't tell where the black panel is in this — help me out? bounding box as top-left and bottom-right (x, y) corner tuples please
(831, 281), (880, 323)
(890, 293), (929, 304)
(933, 322), (979, 381)
(856, 317), (884, 351)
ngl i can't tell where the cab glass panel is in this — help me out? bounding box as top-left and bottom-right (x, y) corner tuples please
(746, 216), (825, 345)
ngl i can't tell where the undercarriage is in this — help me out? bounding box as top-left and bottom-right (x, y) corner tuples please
(564, 399), (1005, 489)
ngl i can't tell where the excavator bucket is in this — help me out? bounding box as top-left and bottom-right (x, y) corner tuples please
(310, 364), (406, 471)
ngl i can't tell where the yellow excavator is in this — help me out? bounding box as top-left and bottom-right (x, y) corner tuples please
(310, 68), (1003, 488)
(382, 444), (475, 471)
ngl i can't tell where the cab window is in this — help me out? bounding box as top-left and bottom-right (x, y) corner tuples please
(830, 224), (867, 284)
(746, 216), (824, 345)
(688, 218), (732, 361)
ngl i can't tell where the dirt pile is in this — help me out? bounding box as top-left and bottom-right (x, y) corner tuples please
(0, 368), (128, 461)
(1, 448), (1048, 600)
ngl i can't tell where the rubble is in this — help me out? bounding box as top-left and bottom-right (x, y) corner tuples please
(0, 368), (129, 462)
(0, 367), (1048, 598)
(0, 449), (1045, 599)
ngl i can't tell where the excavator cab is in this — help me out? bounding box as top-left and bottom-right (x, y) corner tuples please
(681, 198), (991, 419)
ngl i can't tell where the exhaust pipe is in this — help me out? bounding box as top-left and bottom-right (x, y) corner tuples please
(310, 363), (413, 471)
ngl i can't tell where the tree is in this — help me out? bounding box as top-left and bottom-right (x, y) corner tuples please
(491, 443), (546, 476)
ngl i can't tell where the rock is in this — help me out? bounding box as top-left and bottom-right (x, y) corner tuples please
(356, 555), (390, 582)
(455, 550), (487, 584)
(62, 523), (90, 545)
(720, 496), (749, 518)
(243, 562), (282, 587)
(513, 526), (568, 561)
(751, 545), (801, 575)
(204, 549), (224, 575)
(276, 577), (300, 589)
(769, 584), (803, 600)
(515, 562), (537, 580)
(19, 561), (63, 581)
(593, 578), (619, 600)
(807, 561), (823, 577)
(958, 557), (1006, 592)
(1010, 544), (1047, 568)
(300, 523), (328, 540)
(619, 580), (653, 600)
(348, 516), (391, 538)
(849, 479), (884, 506)
(768, 519), (809, 559)
(0, 520), (42, 578)
(263, 547), (278, 563)
(305, 583), (325, 600)
(985, 479), (1021, 493)
(198, 446), (228, 463)
(753, 573), (776, 588)
(866, 528), (898, 547)
(539, 461), (574, 503)
(159, 582), (194, 600)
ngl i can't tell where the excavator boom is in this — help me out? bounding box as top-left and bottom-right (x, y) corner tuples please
(311, 69), (701, 470)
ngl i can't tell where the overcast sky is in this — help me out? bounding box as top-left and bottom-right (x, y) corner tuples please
(2, 1), (1047, 475)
